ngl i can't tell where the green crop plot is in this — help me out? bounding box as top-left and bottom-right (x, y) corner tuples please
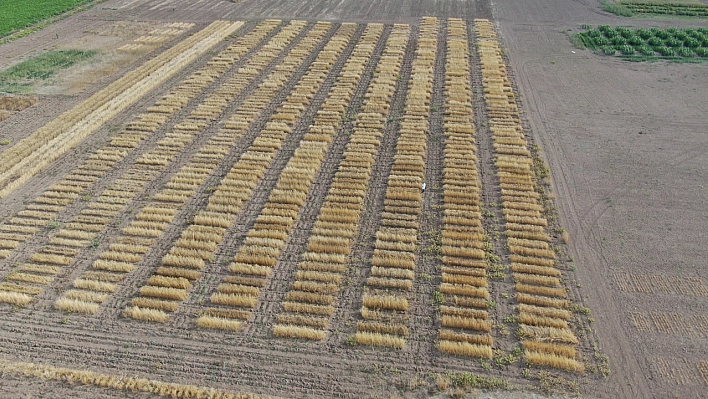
(577, 25), (708, 61)
(620, 1), (708, 17)
(0, 50), (98, 93)
(0, 0), (95, 39)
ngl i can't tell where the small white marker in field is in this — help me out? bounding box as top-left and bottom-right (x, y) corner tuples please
(571, 50), (576, 53)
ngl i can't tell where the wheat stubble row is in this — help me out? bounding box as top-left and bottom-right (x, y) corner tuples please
(123, 20), (335, 323)
(0, 21), (243, 199)
(269, 23), (402, 340)
(352, 17), (438, 349)
(434, 18), (493, 359)
(475, 19), (583, 372)
(0, 21), (250, 262)
(50, 20), (315, 316)
(116, 21), (351, 324)
(195, 22), (369, 331)
(0, 21), (281, 306)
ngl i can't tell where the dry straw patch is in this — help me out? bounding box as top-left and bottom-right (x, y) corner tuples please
(354, 331), (405, 349)
(475, 18), (582, 370)
(525, 350), (584, 372)
(0, 358), (273, 398)
(123, 306), (168, 323)
(438, 340), (493, 359)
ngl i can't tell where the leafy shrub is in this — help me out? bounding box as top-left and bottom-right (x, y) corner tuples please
(601, 46), (616, 55)
(603, 28), (618, 38)
(698, 28), (708, 35)
(664, 38), (682, 48)
(637, 46), (654, 56)
(666, 27), (678, 34)
(676, 47), (694, 57)
(684, 39), (700, 48)
(594, 36), (609, 46)
(617, 45), (635, 55)
(598, 25), (613, 34)
(647, 37), (663, 47)
(636, 29), (652, 40)
(673, 31), (688, 41)
(656, 46), (675, 56)
(616, 27), (632, 38)
(611, 36), (627, 45)
(694, 47), (708, 57)
(654, 30), (670, 39)
(587, 29), (602, 38)
(628, 36), (643, 46)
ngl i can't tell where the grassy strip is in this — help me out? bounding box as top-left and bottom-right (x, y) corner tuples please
(0, 50), (98, 93)
(622, 1), (708, 17)
(601, 0), (708, 18)
(0, 0), (95, 38)
(600, 0), (635, 16)
(0, 0), (104, 46)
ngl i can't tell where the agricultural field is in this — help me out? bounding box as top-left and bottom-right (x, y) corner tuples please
(603, 0), (708, 18)
(577, 25), (708, 59)
(0, 0), (706, 398)
(0, 0), (97, 40)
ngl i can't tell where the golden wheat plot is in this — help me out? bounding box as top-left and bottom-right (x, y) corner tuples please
(198, 23), (375, 331)
(0, 24), (281, 263)
(2, 21), (284, 309)
(475, 19), (583, 371)
(126, 21), (333, 322)
(0, 21), (243, 199)
(122, 21), (349, 323)
(433, 18), (492, 360)
(272, 24), (410, 341)
(353, 17), (438, 349)
(53, 21), (318, 315)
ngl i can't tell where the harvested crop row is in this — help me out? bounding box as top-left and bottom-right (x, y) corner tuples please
(52, 20), (308, 315)
(435, 18), (492, 360)
(272, 23), (403, 341)
(0, 358), (272, 399)
(198, 22), (371, 332)
(118, 22), (195, 52)
(475, 19), (583, 372)
(0, 22), (255, 261)
(121, 21), (343, 324)
(0, 23), (283, 307)
(354, 17), (438, 349)
(0, 21), (243, 199)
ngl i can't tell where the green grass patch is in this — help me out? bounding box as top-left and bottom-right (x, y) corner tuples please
(0, 0), (96, 39)
(620, 0), (708, 17)
(0, 50), (98, 93)
(576, 25), (708, 61)
(601, 0), (708, 18)
(601, 0), (635, 16)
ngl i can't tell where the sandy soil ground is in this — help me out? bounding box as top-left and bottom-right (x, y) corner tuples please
(0, 0), (706, 398)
